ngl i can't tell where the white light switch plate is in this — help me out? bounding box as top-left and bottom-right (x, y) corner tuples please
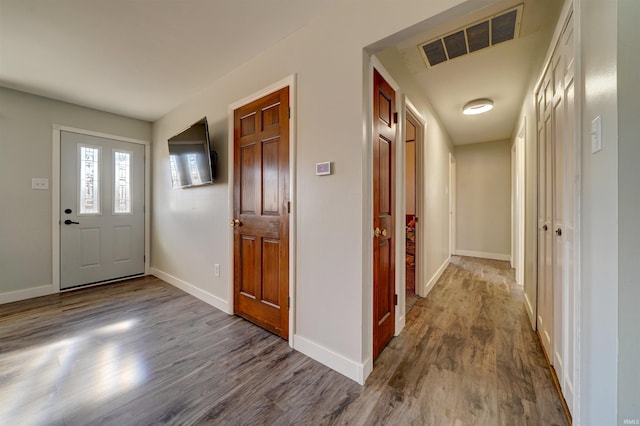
(32, 178), (49, 190)
(591, 115), (602, 154)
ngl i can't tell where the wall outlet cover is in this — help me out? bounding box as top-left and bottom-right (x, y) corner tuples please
(32, 178), (49, 190)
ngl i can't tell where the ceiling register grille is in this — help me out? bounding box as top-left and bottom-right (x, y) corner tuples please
(419, 5), (523, 68)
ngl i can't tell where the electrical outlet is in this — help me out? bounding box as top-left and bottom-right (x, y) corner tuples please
(214, 264), (220, 277)
(32, 178), (49, 190)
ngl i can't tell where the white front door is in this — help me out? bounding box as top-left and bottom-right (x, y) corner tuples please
(60, 131), (145, 290)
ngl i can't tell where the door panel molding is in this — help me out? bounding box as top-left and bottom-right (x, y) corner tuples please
(52, 125), (150, 293)
(227, 75), (296, 344)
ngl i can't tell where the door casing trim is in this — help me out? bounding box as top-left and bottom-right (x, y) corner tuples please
(52, 125), (151, 293)
(227, 74), (297, 345)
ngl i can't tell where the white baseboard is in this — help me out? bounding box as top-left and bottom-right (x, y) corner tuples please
(395, 314), (406, 336)
(524, 291), (536, 330)
(150, 268), (230, 314)
(424, 256), (450, 296)
(293, 334), (367, 385)
(454, 250), (510, 261)
(0, 284), (56, 305)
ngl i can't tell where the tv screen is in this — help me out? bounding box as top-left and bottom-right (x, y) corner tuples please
(167, 117), (216, 189)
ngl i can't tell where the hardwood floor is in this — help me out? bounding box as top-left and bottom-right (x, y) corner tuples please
(0, 256), (567, 425)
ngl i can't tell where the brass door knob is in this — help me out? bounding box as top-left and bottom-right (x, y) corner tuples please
(230, 219), (241, 227)
(381, 228), (387, 237)
(374, 227), (381, 238)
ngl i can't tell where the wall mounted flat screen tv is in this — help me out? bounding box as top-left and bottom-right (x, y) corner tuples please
(168, 117), (217, 189)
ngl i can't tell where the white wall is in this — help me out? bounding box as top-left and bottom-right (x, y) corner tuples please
(0, 87), (151, 303)
(579, 0), (619, 424)
(150, 0), (468, 381)
(617, 0), (640, 422)
(455, 140), (511, 260)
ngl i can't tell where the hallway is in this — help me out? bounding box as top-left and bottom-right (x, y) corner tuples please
(365, 256), (568, 424)
(0, 257), (566, 425)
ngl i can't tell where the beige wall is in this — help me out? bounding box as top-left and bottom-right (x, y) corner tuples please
(617, 0), (640, 422)
(454, 140), (511, 259)
(151, 0), (467, 381)
(0, 87), (151, 302)
(579, 0), (619, 423)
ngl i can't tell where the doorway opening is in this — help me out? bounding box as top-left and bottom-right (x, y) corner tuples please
(404, 109), (420, 313)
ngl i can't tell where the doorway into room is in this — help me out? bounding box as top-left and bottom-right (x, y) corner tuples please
(404, 112), (419, 313)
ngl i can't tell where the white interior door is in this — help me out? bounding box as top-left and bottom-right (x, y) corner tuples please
(60, 131), (145, 290)
(536, 8), (577, 414)
(537, 68), (554, 362)
(552, 53), (565, 381)
(561, 15), (576, 409)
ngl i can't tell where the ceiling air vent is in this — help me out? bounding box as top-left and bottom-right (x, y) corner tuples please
(419, 4), (523, 68)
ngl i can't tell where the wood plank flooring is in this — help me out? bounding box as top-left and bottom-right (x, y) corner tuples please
(0, 256), (567, 425)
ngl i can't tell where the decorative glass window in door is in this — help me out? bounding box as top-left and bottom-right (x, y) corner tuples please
(79, 145), (100, 214)
(114, 151), (132, 214)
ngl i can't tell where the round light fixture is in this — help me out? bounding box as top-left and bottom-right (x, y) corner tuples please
(463, 98), (494, 115)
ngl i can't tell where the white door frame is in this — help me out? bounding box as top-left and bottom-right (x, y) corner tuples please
(227, 74), (297, 345)
(52, 125), (150, 292)
(511, 143), (516, 269)
(449, 153), (456, 257)
(514, 119), (526, 285)
(404, 99), (427, 298)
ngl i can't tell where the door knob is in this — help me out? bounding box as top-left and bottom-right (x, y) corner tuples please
(381, 228), (388, 237)
(374, 227), (381, 238)
(556, 228), (562, 236)
(64, 219), (79, 225)
(230, 219), (241, 227)
(542, 224), (548, 231)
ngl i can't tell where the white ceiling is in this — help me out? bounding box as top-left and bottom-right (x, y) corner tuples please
(378, 0), (563, 145)
(0, 0), (340, 121)
(0, 0), (563, 143)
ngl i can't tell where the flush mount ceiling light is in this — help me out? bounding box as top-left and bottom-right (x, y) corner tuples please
(463, 98), (494, 115)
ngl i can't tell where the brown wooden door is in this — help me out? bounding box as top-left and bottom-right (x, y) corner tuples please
(373, 69), (396, 360)
(233, 87), (290, 339)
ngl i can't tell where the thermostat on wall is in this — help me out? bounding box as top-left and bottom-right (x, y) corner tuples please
(315, 161), (331, 176)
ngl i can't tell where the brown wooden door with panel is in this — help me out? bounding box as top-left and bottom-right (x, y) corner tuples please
(373, 69), (396, 360)
(232, 87), (290, 339)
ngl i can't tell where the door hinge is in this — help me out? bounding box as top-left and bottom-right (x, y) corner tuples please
(287, 296), (291, 308)
(394, 294), (398, 306)
(287, 201), (291, 214)
(393, 112), (398, 124)
(288, 107), (291, 119)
